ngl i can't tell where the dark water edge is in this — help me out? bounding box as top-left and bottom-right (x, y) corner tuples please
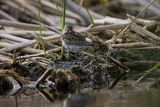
(0, 87), (160, 107)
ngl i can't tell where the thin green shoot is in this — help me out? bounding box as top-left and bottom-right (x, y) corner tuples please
(61, 0), (67, 31)
(85, 5), (95, 27)
(37, 9), (47, 57)
(55, 0), (62, 18)
(56, 0), (67, 59)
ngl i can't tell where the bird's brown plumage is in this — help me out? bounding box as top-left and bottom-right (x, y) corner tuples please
(62, 25), (92, 46)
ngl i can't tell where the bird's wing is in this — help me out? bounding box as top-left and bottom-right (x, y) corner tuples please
(62, 32), (92, 46)
(62, 32), (86, 41)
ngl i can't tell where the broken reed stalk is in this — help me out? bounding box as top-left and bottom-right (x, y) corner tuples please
(130, 24), (160, 42)
(84, 23), (128, 32)
(14, 0), (55, 25)
(0, 10), (17, 21)
(17, 48), (61, 59)
(0, 34), (29, 42)
(133, 63), (160, 85)
(111, 42), (154, 48)
(40, 0), (83, 21)
(35, 67), (52, 87)
(0, 30), (56, 36)
(0, 20), (46, 30)
(0, 41), (43, 54)
(67, 0), (104, 25)
(0, 20), (60, 34)
(0, 54), (12, 62)
(0, 35), (60, 52)
(112, 0), (155, 43)
(124, 61), (160, 66)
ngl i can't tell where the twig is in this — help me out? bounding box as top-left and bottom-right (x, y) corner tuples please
(67, 0), (104, 25)
(124, 61), (160, 66)
(0, 34), (29, 42)
(0, 54), (12, 62)
(39, 0), (83, 23)
(112, 0), (155, 43)
(17, 48), (61, 59)
(14, 0), (55, 26)
(35, 67), (52, 87)
(133, 63), (160, 86)
(136, 0), (160, 16)
(0, 9), (17, 21)
(0, 30), (56, 36)
(0, 35), (61, 52)
(0, 42), (43, 54)
(110, 42), (154, 48)
(84, 23), (128, 32)
(94, 16), (130, 25)
(130, 23), (160, 42)
(0, 20), (46, 30)
(108, 56), (129, 69)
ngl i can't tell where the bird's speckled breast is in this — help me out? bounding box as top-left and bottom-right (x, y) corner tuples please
(67, 45), (91, 53)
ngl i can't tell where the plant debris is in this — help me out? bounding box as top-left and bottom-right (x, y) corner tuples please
(0, 0), (160, 99)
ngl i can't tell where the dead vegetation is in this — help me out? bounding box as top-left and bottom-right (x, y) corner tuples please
(0, 0), (160, 97)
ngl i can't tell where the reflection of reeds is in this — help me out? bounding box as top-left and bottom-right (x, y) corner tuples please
(0, 70), (29, 95)
(134, 63), (160, 85)
(0, 70), (28, 86)
(0, 75), (13, 95)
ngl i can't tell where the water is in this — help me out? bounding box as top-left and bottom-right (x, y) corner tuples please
(1, 88), (160, 107)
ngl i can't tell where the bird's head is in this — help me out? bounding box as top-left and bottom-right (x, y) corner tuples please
(63, 25), (73, 33)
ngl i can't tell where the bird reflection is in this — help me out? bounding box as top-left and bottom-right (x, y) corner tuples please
(63, 93), (96, 107)
(36, 87), (96, 107)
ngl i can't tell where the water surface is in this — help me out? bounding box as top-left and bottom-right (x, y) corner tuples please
(1, 88), (160, 107)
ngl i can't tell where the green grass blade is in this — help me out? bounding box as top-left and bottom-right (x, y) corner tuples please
(38, 10), (47, 57)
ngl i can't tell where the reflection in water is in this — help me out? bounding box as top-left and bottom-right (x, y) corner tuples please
(109, 89), (160, 107)
(63, 93), (96, 107)
(1, 89), (160, 107)
(36, 87), (96, 107)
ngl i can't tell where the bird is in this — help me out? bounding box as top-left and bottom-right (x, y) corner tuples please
(61, 25), (93, 53)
